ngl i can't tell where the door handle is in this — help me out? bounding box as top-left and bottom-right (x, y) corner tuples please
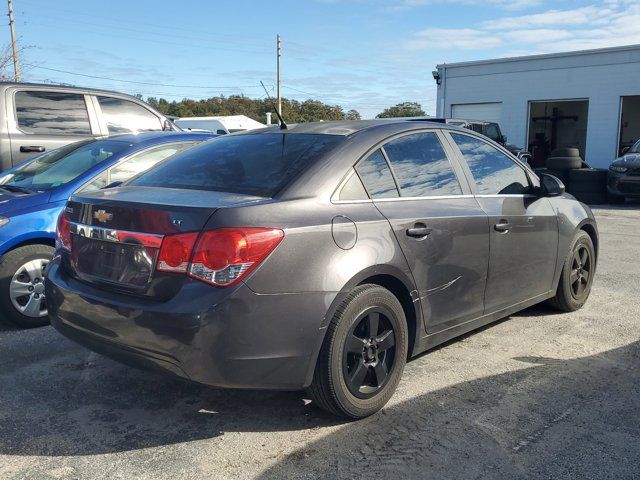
(20, 145), (45, 153)
(494, 220), (511, 233)
(406, 224), (432, 238)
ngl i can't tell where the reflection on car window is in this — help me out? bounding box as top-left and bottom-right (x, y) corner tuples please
(0, 140), (127, 191)
(97, 96), (162, 134)
(383, 132), (462, 197)
(337, 170), (368, 201)
(15, 91), (91, 135)
(131, 134), (342, 197)
(631, 139), (640, 153)
(451, 133), (529, 195)
(355, 149), (399, 199)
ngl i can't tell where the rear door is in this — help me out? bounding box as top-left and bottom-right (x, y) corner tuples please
(446, 131), (558, 313)
(8, 89), (99, 167)
(356, 130), (489, 333)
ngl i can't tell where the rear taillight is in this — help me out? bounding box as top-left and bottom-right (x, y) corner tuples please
(56, 212), (72, 251)
(157, 232), (199, 273)
(156, 227), (284, 287)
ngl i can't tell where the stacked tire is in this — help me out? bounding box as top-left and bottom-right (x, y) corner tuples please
(536, 148), (607, 205)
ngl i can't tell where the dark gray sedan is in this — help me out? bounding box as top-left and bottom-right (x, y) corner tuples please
(45, 120), (598, 419)
(608, 140), (640, 202)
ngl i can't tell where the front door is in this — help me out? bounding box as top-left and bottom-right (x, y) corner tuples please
(447, 132), (559, 313)
(8, 90), (97, 168)
(354, 131), (489, 333)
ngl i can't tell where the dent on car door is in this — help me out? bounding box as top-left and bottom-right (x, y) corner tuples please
(447, 132), (559, 313)
(9, 90), (97, 168)
(355, 131), (489, 334)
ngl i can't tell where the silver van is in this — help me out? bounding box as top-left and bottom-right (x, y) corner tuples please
(0, 82), (175, 171)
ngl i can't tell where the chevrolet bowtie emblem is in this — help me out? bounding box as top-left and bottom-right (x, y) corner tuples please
(93, 209), (113, 223)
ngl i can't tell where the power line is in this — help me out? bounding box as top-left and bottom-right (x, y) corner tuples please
(24, 64), (272, 90)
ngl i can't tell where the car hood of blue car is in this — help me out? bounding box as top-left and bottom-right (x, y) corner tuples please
(0, 189), (51, 216)
(611, 153), (640, 170)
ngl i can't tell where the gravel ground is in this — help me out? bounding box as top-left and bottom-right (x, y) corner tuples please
(1, 205), (639, 480)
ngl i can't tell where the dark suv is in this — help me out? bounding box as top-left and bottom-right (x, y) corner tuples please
(46, 120), (598, 419)
(0, 82), (175, 172)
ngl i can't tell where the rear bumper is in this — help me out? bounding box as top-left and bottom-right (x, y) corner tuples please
(46, 257), (335, 390)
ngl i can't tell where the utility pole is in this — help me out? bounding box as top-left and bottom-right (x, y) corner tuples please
(8, 0), (20, 82)
(276, 34), (282, 122)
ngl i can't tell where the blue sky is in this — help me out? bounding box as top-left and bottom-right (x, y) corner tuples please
(7, 0), (640, 118)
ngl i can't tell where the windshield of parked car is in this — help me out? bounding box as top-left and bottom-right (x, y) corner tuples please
(0, 140), (129, 192)
(129, 133), (343, 197)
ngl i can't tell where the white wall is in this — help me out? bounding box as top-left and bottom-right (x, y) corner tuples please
(436, 46), (640, 167)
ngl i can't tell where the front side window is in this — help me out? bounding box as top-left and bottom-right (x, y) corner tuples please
(355, 149), (399, 199)
(0, 140), (127, 191)
(383, 132), (462, 197)
(131, 134), (343, 197)
(15, 91), (91, 135)
(97, 96), (162, 134)
(450, 133), (530, 195)
(484, 124), (501, 142)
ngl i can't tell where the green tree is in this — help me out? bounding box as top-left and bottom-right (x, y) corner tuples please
(376, 102), (425, 119)
(143, 94), (360, 123)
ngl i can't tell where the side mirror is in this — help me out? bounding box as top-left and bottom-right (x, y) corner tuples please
(538, 173), (565, 197)
(621, 146), (630, 155)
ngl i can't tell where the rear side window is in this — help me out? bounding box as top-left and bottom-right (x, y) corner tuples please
(450, 133), (530, 195)
(97, 96), (162, 134)
(335, 170), (368, 201)
(130, 134), (342, 197)
(15, 91), (91, 135)
(383, 132), (462, 197)
(355, 149), (399, 199)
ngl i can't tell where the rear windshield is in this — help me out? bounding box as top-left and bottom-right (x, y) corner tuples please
(129, 133), (343, 197)
(0, 140), (128, 191)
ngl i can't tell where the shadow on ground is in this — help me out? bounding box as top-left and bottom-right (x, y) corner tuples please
(258, 341), (640, 479)
(1, 320), (638, 480)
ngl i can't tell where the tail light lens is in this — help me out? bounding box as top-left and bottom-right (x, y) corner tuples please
(156, 227), (284, 287)
(56, 212), (72, 251)
(189, 228), (284, 286)
(157, 232), (199, 273)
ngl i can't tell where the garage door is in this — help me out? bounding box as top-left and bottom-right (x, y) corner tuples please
(451, 103), (503, 123)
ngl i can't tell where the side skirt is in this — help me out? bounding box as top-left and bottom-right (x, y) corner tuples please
(412, 291), (554, 356)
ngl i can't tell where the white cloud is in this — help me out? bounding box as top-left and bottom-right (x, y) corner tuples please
(406, 2), (640, 55)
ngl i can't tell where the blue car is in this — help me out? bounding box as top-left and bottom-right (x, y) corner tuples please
(0, 131), (213, 327)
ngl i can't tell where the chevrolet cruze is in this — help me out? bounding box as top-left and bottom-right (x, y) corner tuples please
(45, 120), (598, 419)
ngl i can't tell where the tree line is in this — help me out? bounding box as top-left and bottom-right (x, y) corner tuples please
(142, 95), (426, 123)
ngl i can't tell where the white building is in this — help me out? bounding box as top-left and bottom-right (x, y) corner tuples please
(174, 115), (265, 135)
(434, 44), (640, 168)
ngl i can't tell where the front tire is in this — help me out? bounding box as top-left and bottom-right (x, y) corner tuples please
(547, 231), (595, 312)
(0, 244), (54, 328)
(308, 284), (408, 419)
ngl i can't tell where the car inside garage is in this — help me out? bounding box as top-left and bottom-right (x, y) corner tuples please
(527, 100), (589, 169)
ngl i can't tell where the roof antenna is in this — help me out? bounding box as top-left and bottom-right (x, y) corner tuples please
(261, 81), (287, 130)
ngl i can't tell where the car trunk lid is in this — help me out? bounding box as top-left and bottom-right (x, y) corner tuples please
(63, 186), (268, 293)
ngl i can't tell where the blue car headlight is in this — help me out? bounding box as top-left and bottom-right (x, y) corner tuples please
(609, 165), (628, 173)
(0, 216), (9, 227)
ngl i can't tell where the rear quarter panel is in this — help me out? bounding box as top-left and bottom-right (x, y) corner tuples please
(547, 195), (598, 287)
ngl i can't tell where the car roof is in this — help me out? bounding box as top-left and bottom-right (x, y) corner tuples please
(0, 81), (157, 99)
(104, 131), (215, 145)
(245, 119), (454, 137)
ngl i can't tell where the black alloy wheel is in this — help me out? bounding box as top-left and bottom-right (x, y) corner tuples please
(343, 308), (396, 399)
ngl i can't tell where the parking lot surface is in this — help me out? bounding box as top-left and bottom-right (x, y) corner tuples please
(1, 205), (639, 480)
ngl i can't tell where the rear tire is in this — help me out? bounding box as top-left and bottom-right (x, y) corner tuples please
(0, 244), (54, 328)
(307, 284), (408, 419)
(547, 231), (595, 312)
